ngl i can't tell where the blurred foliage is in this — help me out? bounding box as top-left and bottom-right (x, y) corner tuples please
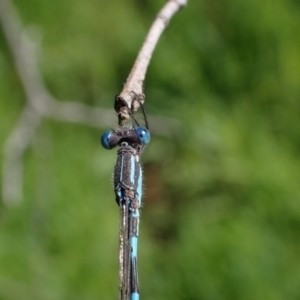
(1, 0), (300, 299)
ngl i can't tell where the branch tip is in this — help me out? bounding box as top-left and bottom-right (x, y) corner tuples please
(117, 0), (187, 119)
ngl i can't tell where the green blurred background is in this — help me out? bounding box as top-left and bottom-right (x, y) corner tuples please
(1, 0), (300, 299)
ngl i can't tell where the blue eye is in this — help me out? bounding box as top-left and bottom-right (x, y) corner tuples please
(136, 127), (151, 145)
(101, 131), (113, 149)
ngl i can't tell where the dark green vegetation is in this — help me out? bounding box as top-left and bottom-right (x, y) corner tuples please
(1, 0), (300, 299)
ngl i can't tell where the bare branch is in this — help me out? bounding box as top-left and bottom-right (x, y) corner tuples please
(0, 0), (50, 114)
(117, 0), (187, 121)
(46, 100), (116, 128)
(2, 105), (42, 205)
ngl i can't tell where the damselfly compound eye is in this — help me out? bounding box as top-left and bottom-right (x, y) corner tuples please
(135, 127), (151, 145)
(101, 131), (113, 149)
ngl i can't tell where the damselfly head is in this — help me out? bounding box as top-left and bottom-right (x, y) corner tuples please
(101, 126), (150, 150)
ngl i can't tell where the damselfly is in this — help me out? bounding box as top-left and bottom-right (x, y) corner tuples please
(101, 100), (150, 300)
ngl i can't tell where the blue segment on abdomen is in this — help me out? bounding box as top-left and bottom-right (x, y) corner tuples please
(131, 236), (138, 257)
(131, 292), (139, 300)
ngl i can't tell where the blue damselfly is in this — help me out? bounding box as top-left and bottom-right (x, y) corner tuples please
(101, 101), (150, 300)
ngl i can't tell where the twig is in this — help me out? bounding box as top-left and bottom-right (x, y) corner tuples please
(117, 0), (187, 121)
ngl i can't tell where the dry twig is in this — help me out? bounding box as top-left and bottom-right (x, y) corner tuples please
(117, 0), (187, 121)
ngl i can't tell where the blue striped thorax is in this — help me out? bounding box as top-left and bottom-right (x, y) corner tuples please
(113, 144), (141, 206)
